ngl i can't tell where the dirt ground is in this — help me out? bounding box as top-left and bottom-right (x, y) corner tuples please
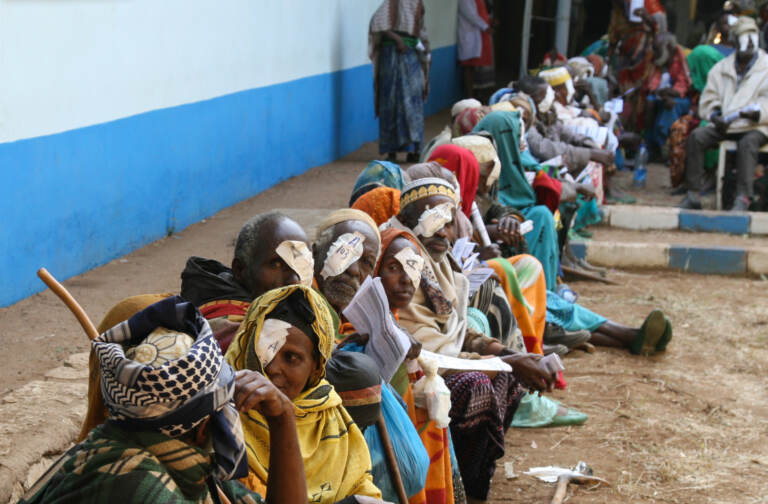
(488, 270), (768, 503)
(3, 110), (768, 502)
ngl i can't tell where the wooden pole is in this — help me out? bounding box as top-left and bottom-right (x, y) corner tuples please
(376, 415), (409, 504)
(561, 265), (620, 285)
(37, 267), (99, 340)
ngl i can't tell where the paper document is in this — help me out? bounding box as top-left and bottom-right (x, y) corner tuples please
(341, 276), (411, 382)
(420, 349), (513, 372)
(541, 155), (564, 167)
(452, 237), (479, 272)
(724, 103), (761, 123)
(466, 267), (495, 297)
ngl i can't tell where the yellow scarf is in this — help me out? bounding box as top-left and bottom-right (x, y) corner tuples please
(225, 285), (381, 504)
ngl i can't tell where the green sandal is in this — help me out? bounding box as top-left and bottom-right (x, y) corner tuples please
(630, 309), (666, 355)
(655, 317), (673, 352)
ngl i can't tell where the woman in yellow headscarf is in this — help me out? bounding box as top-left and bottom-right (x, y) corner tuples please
(225, 285), (382, 504)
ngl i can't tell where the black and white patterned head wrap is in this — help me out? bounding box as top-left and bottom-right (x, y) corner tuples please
(93, 296), (248, 480)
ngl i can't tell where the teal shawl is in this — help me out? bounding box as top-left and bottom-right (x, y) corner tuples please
(473, 111), (538, 210)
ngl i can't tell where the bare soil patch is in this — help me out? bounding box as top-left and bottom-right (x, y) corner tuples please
(489, 270), (768, 503)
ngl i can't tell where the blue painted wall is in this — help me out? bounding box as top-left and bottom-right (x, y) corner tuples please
(2, 45), (460, 307)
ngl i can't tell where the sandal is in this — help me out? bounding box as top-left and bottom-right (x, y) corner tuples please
(655, 316), (673, 352)
(630, 309), (667, 355)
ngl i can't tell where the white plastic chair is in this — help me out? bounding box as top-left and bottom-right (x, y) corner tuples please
(716, 140), (768, 210)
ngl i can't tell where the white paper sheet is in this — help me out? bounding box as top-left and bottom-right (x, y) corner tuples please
(341, 276), (411, 382)
(420, 349), (513, 372)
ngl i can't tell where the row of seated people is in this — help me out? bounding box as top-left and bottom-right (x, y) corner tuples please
(21, 107), (674, 503)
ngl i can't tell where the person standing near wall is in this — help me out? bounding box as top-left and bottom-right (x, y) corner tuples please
(457, 0), (494, 99)
(370, 0), (431, 163)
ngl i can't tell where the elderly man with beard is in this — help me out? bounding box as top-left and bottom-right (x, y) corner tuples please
(643, 32), (692, 158)
(680, 16), (768, 211)
(181, 211), (314, 352)
(386, 177), (557, 503)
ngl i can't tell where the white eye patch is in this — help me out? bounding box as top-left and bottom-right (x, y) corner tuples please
(738, 33), (758, 52)
(276, 240), (314, 287)
(394, 247), (424, 288)
(413, 203), (454, 238)
(320, 231), (366, 279)
(257, 318), (292, 366)
(538, 86), (555, 113)
(565, 79), (575, 103)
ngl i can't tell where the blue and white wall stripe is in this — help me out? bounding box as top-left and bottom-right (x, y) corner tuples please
(2, 0), (461, 307)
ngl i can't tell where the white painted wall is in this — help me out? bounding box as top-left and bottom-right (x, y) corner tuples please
(0, 0), (457, 143)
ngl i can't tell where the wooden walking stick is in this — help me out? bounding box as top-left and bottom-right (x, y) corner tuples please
(37, 267), (99, 340)
(37, 267), (105, 441)
(376, 415), (409, 504)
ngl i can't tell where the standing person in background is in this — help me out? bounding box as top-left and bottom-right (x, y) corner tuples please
(370, 0), (431, 163)
(457, 0), (493, 99)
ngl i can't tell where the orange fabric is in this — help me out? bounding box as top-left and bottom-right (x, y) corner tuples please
(403, 384), (455, 504)
(486, 257), (546, 355)
(351, 187), (401, 227)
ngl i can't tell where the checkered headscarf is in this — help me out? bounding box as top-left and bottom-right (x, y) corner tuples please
(93, 296), (248, 480)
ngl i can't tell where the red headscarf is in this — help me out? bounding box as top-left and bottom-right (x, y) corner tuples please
(428, 144), (480, 218)
(350, 187), (401, 227)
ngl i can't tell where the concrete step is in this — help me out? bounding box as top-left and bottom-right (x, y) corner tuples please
(571, 227), (768, 275)
(602, 205), (768, 235)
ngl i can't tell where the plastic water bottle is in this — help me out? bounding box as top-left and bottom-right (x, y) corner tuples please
(632, 143), (648, 188)
(556, 284), (577, 303)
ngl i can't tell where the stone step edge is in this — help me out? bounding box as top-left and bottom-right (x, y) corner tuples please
(570, 241), (768, 275)
(601, 205), (768, 235)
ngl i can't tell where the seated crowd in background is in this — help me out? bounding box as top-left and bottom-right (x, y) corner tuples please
(33, 1), (768, 504)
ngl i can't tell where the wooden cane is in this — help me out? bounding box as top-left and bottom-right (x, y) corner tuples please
(376, 415), (409, 504)
(37, 268), (99, 340)
(561, 265), (620, 286)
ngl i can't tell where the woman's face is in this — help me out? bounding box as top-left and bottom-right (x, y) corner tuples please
(263, 325), (322, 400)
(378, 237), (420, 310)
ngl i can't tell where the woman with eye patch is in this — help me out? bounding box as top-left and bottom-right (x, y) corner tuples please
(225, 285), (386, 504)
(374, 228), (462, 504)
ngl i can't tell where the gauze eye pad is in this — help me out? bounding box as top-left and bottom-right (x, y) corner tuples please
(394, 247), (424, 288)
(320, 231), (365, 279)
(413, 203), (454, 238)
(276, 240), (314, 287)
(257, 318), (292, 366)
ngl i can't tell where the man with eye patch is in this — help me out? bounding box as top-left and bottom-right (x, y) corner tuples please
(312, 210), (382, 315)
(181, 211), (313, 352)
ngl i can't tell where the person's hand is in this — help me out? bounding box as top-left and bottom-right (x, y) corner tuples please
(477, 243), (502, 260)
(712, 114), (729, 135)
(500, 353), (555, 393)
(234, 370), (294, 419)
(487, 216), (522, 246)
(576, 183), (596, 201)
(406, 335), (422, 360)
(392, 34), (407, 53)
(590, 149), (615, 166)
(338, 332), (370, 349)
(740, 109), (760, 122)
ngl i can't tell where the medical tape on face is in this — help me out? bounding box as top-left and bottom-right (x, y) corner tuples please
(257, 318), (292, 366)
(538, 86), (555, 113)
(739, 33), (758, 52)
(413, 202), (454, 238)
(565, 79), (575, 104)
(276, 240), (314, 287)
(320, 231), (365, 279)
(394, 247), (425, 288)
